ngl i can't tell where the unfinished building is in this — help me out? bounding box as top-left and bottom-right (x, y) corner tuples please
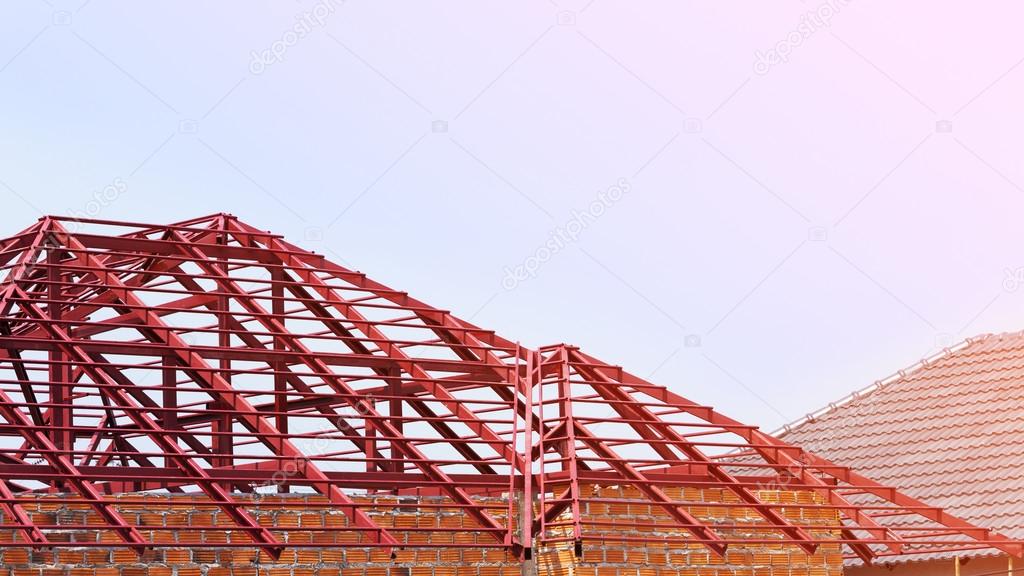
(0, 215), (1017, 576)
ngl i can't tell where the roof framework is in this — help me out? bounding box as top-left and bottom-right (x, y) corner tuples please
(0, 214), (1017, 562)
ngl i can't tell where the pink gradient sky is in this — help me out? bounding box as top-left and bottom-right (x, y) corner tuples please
(2, 1), (1024, 430)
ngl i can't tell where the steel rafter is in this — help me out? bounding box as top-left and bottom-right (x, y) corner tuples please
(564, 346), (819, 555)
(163, 224), (506, 539)
(47, 221), (397, 550)
(224, 223), (521, 469)
(0, 214), (1017, 563)
(220, 225), (501, 476)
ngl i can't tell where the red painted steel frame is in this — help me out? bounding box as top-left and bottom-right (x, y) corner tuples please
(0, 214), (1018, 563)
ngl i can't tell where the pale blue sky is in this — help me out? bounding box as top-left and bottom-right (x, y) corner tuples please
(3, 0), (1024, 430)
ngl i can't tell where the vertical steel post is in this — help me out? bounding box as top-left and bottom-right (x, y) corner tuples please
(47, 241), (72, 483)
(366, 394), (378, 475)
(271, 265), (288, 493)
(520, 347), (535, 559)
(162, 355), (177, 474)
(388, 365), (402, 475)
(507, 344), (519, 547)
(215, 225), (233, 477)
(557, 347), (583, 551)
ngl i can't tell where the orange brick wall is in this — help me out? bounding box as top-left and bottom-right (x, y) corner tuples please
(0, 488), (844, 576)
(538, 486), (844, 576)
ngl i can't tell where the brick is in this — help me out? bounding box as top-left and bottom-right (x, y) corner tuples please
(3, 548), (31, 563)
(294, 550), (320, 564)
(163, 549), (189, 563)
(1, 491), (842, 576)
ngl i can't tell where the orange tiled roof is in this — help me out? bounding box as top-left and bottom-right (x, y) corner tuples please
(779, 332), (1024, 564)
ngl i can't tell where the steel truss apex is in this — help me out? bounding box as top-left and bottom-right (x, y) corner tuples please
(0, 214), (1016, 563)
